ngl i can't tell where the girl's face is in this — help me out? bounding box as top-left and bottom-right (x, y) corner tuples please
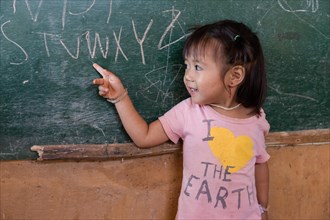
(184, 46), (229, 106)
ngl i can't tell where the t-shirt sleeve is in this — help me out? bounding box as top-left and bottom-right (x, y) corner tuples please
(158, 99), (188, 144)
(255, 110), (271, 163)
(255, 141), (270, 163)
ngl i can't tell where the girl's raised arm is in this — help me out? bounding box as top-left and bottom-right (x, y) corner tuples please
(92, 63), (169, 148)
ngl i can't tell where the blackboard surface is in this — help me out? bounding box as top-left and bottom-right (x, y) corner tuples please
(1, 0), (329, 160)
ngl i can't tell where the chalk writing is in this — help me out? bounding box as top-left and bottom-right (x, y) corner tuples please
(12, 0), (44, 22)
(12, 0), (16, 13)
(1, 2), (187, 65)
(107, 0), (112, 24)
(132, 19), (154, 65)
(269, 85), (318, 102)
(137, 6), (188, 106)
(1, 20), (28, 65)
(62, 0), (67, 30)
(158, 7), (187, 50)
(113, 27), (128, 62)
(277, 0), (329, 39)
(60, 37), (80, 59)
(278, 0), (319, 13)
(84, 31), (110, 59)
(13, 0), (102, 31)
(92, 124), (106, 137)
(68, 0), (96, 16)
(137, 64), (183, 106)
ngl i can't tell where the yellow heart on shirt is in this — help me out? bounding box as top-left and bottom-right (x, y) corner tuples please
(207, 127), (254, 173)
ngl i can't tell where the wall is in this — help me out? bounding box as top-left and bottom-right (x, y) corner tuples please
(1, 130), (329, 219)
(0, 154), (182, 219)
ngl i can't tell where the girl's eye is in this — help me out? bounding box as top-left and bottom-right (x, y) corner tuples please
(195, 65), (203, 71)
(184, 63), (189, 69)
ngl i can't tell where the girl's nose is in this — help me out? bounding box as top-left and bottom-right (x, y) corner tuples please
(184, 69), (194, 82)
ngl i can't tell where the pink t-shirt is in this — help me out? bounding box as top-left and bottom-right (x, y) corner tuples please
(159, 98), (270, 219)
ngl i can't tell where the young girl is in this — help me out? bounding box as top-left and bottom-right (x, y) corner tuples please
(93, 19), (270, 220)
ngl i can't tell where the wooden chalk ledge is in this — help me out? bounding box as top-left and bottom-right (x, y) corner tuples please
(31, 142), (181, 161)
(31, 129), (329, 161)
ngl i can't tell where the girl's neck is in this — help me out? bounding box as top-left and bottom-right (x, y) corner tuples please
(209, 103), (241, 111)
(209, 103), (255, 119)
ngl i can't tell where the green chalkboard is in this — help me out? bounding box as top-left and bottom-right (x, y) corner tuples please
(1, 0), (329, 160)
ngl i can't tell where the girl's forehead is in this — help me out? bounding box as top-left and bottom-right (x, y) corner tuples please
(185, 44), (218, 61)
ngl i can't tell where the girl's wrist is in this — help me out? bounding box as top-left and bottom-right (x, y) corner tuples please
(107, 88), (128, 104)
(259, 204), (270, 214)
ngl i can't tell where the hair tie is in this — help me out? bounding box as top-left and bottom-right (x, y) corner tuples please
(233, 35), (240, 41)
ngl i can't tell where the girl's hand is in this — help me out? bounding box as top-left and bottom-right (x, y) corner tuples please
(92, 63), (126, 100)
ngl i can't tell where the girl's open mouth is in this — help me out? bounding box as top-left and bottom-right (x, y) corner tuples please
(187, 86), (198, 95)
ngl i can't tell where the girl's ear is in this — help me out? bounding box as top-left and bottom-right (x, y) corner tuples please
(226, 65), (246, 87)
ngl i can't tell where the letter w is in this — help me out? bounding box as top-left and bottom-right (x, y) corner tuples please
(84, 31), (109, 59)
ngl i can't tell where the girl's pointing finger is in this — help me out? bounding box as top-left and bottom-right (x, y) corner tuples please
(93, 63), (108, 78)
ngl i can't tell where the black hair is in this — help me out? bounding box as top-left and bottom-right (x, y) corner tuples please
(183, 19), (267, 116)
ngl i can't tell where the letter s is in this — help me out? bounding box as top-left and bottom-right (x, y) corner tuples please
(1, 20), (28, 65)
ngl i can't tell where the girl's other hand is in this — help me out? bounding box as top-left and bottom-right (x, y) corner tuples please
(92, 63), (126, 100)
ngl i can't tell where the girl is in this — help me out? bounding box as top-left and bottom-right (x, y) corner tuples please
(93, 20), (270, 220)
